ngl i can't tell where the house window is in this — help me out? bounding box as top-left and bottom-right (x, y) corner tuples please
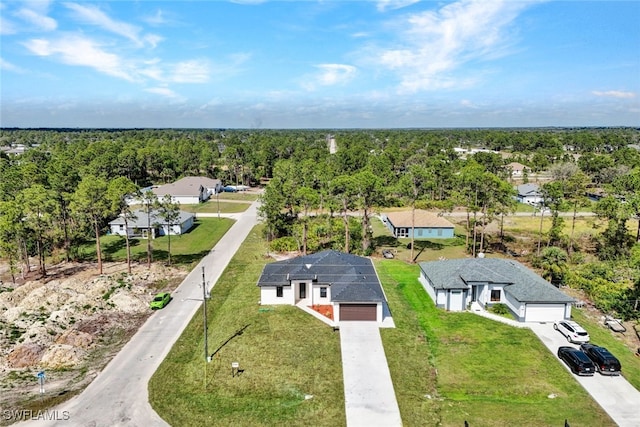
(320, 287), (327, 298)
(491, 290), (501, 302)
(437, 229), (443, 236)
(276, 286), (283, 298)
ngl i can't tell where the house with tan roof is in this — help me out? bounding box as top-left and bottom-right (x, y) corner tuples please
(380, 210), (455, 239)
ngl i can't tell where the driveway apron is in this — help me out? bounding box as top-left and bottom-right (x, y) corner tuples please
(340, 322), (402, 427)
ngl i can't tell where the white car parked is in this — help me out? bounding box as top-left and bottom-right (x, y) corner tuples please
(553, 320), (590, 344)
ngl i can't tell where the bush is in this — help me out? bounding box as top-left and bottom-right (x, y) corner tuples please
(490, 303), (510, 315)
(269, 236), (298, 252)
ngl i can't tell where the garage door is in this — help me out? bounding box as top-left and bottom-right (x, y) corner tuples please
(525, 304), (566, 322)
(339, 304), (377, 321)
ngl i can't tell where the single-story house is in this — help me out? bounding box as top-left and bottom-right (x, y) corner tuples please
(109, 209), (195, 239)
(153, 176), (222, 204)
(507, 162), (530, 178)
(515, 183), (542, 205)
(418, 257), (574, 322)
(257, 250), (389, 323)
(381, 210), (455, 239)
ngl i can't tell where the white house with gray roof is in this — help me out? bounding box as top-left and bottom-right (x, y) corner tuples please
(108, 209), (195, 239)
(257, 250), (390, 324)
(515, 183), (542, 205)
(418, 258), (574, 322)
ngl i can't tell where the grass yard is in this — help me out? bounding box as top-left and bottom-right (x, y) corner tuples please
(181, 199), (252, 214)
(149, 225), (345, 427)
(375, 260), (615, 427)
(79, 218), (234, 269)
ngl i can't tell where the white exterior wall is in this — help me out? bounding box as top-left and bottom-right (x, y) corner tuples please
(419, 274), (437, 302)
(564, 304), (572, 319)
(503, 292), (525, 321)
(436, 290), (447, 308)
(310, 285), (331, 306)
(172, 195), (201, 205)
(260, 286), (294, 305)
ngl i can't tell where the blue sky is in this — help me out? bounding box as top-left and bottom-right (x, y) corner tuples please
(1, 0), (638, 128)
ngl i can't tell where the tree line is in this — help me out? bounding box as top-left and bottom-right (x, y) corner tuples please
(1, 127), (639, 318)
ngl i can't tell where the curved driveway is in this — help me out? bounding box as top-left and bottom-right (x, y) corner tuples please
(18, 201), (260, 427)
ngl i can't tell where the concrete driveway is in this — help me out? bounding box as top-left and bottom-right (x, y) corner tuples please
(17, 201), (260, 427)
(340, 322), (402, 427)
(528, 322), (640, 427)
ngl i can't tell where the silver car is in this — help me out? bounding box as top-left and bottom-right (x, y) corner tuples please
(553, 320), (590, 343)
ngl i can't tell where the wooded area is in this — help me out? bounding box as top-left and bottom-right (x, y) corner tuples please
(1, 127), (639, 319)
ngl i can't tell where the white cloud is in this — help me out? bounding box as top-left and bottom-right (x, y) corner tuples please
(145, 86), (181, 99)
(23, 34), (135, 81)
(592, 90), (636, 99)
(169, 60), (211, 83)
(15, 7), (57, 31)
(376, 0), (421, 13)
(0, 57), (26, 73)
(303, 64), (357, 91)
(372, 0), (534, 93)
(0, 15), (18, 35)
(63, 2), (148, 47)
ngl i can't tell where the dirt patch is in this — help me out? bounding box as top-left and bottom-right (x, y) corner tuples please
(0, 261), (187, 418)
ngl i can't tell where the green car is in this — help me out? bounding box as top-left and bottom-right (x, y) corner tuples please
(150, 292), (171, 309)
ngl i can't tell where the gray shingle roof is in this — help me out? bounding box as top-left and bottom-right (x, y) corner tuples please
(516, 183), (541, 197)
(257, 250), (385, 303)
(418, 258), (574, 303)
(109, 209), (193, 228)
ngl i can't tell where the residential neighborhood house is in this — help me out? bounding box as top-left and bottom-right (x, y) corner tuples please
(418, 257), (574, 322)
(109, 209), (195, 239)
(380, 210), (455, 239)
(257, 250), (391, 324)
(128, 176), (222, 205)
(515, 183), (543, 206)
(507, 162), (530, 178)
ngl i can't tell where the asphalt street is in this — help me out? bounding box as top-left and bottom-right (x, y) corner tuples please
(17, 201), (259, 427)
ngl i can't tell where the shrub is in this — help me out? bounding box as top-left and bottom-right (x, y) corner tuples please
(490, 303), (510, 315)
(269, 236), (298, 252)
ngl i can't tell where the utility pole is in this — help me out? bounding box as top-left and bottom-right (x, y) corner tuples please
(202, 266), (210, 363)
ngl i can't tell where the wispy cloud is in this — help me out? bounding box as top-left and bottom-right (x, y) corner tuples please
(372, 0), (534, 93)
(169, 60), (211, 83)
(376, 0), (420, 13)
(303, 64), (357, 91)
(0, 57), (26, 73)
(23, 34), (135, 81)
(145, 86), (182, 100)
(63, 2), (159, 48)
(14, 7), (57, 31)
(592, 90), (636, 99)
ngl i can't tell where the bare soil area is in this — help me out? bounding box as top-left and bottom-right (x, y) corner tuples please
(0, 261), (187, 417)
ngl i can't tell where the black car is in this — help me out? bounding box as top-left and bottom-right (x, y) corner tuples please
(580, 343), (622, 376)
(557, 346), (596, 376)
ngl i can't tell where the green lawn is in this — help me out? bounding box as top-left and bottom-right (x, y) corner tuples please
(79, 218), (235, 268)
(181, 199), (252, 214)
(149, 226), (616, 426)
(376, 260), (615, 427)
(149, 226), (345, 426)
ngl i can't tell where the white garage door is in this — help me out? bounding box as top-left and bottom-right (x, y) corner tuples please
(524, 304), (566, 322)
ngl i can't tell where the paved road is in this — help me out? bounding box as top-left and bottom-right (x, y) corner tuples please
(340, 322), (402, 427)
(528, 322), (640, 427)
(17, 201), (260, 427)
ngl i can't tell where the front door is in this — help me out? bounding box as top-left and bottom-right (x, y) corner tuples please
(471, 286), (478, 302)
(299, 283), (306, 299)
